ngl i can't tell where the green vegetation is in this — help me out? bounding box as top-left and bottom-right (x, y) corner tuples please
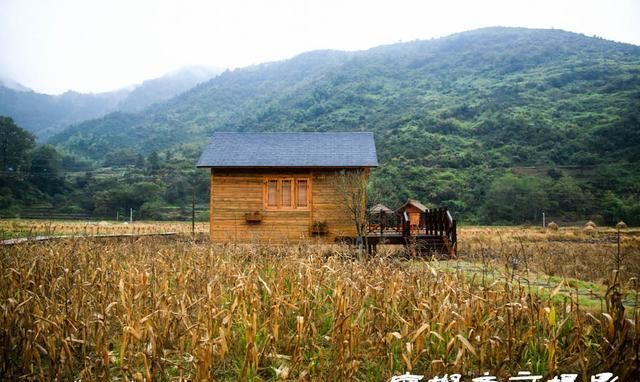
(0, 86), (129, 139)
(0, 67), (219, 139)
(0, 117), (210, 220)
(0, 116), (65, 211)
(4, 28), (640, 224)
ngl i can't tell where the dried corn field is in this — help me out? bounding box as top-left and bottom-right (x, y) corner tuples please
(457, 226), (640, 285)
(2, 230), (640, 381)
(0, 219), (208, 239)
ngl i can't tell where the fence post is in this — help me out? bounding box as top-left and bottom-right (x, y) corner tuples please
(192, 189), (196, 237)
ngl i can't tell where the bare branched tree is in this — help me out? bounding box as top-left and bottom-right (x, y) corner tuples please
(332, 169), (369, 255)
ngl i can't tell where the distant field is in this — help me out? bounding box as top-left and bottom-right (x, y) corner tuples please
(1, 221), (639, 380)
(458, 225), (640, 282)
(0, 219), (208, 239)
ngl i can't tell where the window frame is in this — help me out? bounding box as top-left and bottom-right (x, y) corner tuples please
(280, 178), (294, 209)
(295, 178), (309, 209)
(266, 179), (279, 208)
(263, 176), (311, 211)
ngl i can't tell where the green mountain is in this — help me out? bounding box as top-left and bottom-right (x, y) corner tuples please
(117, 66), (221, 112)
(0, 84), (130, 140)
(0, 67), (220, 139)
(50, 50), (350, 154)
(48, 27), (640, 224)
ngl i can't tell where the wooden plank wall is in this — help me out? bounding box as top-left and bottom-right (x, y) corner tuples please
(209, 168), (359, 244)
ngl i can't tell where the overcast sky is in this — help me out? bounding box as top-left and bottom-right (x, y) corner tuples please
(1, 0), (639, 95)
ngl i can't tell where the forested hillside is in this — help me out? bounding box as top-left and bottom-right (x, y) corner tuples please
(0, 67), (220, 139)
(31, 28), (640, 224)
(116, 66), (221, 112)
(0, 85), (130, 140)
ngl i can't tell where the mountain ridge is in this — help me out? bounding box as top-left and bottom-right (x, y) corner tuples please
(37, 27), (640, 222)
(0, 66), (221, 139)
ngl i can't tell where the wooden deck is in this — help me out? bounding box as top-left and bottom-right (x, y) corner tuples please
(339, 207), (457, 258)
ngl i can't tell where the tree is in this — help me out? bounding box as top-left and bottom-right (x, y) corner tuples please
(135, 154), (146, 169)
(481, 174), (550, 224)
(147, 151), (160, 173)
(104, 149), (138, 167)
(29, 145), (64, 195)
(0, 116), (35, 172)
(93, 181), (162, 216)
(548, 175), (587, 217)
(332, 169), (369, 256)
(601, 191), (623, 225)
(547, 168), (563, 181)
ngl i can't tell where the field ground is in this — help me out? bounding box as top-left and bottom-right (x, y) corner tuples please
(1, 220), (639, 380)
(0, 219), (209, 239)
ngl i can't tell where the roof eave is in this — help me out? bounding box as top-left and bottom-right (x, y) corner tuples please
(196, 164), (378, 169)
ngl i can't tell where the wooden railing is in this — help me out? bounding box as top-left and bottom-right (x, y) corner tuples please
(423, 207), (457, 254)
(367, 211), (402, 235)
(367, 206), (457, 255)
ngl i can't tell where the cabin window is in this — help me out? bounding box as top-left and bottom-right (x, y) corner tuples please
(296, 180), (308, 207)
(281, 179), (292, 207)
(267, 180), (278, 207)
(264, 177), (310, 210)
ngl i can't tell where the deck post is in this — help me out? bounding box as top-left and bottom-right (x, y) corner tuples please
(441, 208), (446, 236)
(401, 211), (409, 239)
(452, 220), (457, 245)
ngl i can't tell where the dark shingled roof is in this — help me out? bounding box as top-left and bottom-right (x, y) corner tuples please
(369, 203), (394, 214)
(197, 132), (378, 167)
(397, 199), (429, 213)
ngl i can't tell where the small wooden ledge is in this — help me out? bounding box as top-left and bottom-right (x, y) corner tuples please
(244, 211), (262, 223)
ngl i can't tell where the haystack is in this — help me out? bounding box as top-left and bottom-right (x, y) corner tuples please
(584, 221), (597, 229)
(616, 220), (628, 229)
(547, 222), (559, 231)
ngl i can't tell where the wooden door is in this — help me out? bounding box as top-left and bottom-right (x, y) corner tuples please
(409, 212), (420, 232)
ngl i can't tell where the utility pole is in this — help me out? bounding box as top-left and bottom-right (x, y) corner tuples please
(116, 210), (119, 222)
(192, 188), (196, 236)
(542, 211), (546, 227)
(617, 226), (621, 269)
(130, 208), (133, 224)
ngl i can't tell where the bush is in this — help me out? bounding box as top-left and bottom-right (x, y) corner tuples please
(196, 210), (210, 222)
(139, 201), (167, 220)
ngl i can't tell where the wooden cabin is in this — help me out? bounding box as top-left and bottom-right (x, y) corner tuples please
(197, 132), (378, 243)
(397, 199), (428, 232)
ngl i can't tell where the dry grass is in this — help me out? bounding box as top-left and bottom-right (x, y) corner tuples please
(0, 219), (207, 239)
(1, 228), (640, 380)
(457, 226), (640, 285)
